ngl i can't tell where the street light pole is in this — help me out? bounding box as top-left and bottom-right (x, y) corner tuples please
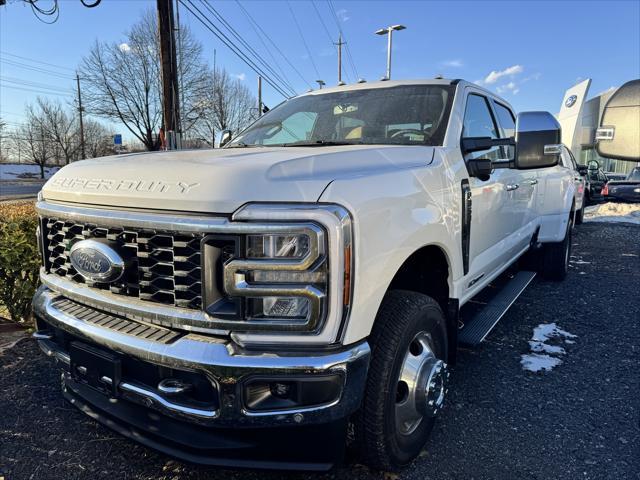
(375, 25), (406, 80)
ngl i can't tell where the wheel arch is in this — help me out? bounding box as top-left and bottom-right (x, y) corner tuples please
(375, 243), (459, 364)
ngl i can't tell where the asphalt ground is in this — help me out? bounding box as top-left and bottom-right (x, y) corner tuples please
(0, 181), (44, 201)
(1, 222), (638, 480)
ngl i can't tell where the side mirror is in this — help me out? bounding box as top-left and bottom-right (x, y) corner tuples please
(596, 79), (640, 161)
(587, 159), (600, 171)
(220, 130), (233, 147)
(514, 111), (562, 169)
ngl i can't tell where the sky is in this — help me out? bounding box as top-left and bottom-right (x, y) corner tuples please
(1, 0), (639, 143)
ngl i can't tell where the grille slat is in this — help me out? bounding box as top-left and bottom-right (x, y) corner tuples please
(43, 218), (203, 310)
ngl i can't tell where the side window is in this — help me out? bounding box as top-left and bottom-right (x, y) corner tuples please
(462, 94), (501, 161)
(493, 102), (516, 158)
(262, 112), (318, 145)
(494, 103), (516, 138)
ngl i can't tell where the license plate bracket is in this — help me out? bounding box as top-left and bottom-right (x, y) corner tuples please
(69, 342), (121, 397)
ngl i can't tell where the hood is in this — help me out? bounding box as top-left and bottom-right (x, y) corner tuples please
(42, 145), (434, 214)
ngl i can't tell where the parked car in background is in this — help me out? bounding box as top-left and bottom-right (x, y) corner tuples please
(560, 145), (586, 224)
(604, 172), (627, 181)
(577, 160), (609, 205)
(603, 166), (640, 203)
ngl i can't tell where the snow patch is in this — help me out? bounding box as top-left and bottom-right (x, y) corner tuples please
(521, 323), (577, 373)
(584, 202), (640, 225)
(0, 163), (60, 180)
(521, 354), (562, 372)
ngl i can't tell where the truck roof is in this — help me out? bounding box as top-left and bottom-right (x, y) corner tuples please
(302, 78), (459, 96)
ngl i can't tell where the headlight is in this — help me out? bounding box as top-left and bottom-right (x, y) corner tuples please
(202, 204), (353, 346)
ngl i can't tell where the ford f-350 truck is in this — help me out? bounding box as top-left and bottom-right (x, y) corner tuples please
(33, 79), (575, 471)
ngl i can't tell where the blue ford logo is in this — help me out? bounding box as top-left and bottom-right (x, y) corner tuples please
(69, 240), (124, 283)
(565, 95), (578, 108)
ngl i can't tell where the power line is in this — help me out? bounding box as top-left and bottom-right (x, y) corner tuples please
(286, 1), (321, 80)
(235, 0), (312, 90)
(233, 1), (294, 95)
(311, 0), (348, 83)
(0, 84), (74, 97)
(1, 75), (74, 94)
(326, 0), (359, 80)
(0, 51), (76, 72)
(179, 0), (292, 99)
(0, 57), (75, 79)
(199, 1), (297, 96)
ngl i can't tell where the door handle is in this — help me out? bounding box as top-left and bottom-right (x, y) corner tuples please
(526, 179), (538, 186)
(506, 184), (519, 191)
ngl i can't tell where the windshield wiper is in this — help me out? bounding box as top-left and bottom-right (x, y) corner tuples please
(226, 142), (262, 148)
(279, 140), (362, 147)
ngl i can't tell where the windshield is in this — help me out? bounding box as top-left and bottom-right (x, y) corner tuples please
(228, 84), (455, 148)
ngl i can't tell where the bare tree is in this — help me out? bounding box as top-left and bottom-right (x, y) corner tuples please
(192, 67), (256, 147)
(0, 118), (7, 163)
(79, 9), (209, 151)
(83, 118), (115, 158)
(17, 109), (52, 179)
(35, 98), (78, 165)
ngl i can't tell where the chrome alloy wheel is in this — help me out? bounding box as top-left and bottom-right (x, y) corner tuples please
(395, 331), (449, 436)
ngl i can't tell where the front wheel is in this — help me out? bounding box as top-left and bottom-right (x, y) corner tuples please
(353, 290), (449, 471)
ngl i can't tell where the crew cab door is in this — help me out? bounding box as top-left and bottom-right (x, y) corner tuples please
(491, 100), (539, 234)
(461, 92), (522, 288)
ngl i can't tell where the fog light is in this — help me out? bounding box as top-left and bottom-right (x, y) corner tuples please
(243, 374), (344, 412)
(270, 382), (292, 398)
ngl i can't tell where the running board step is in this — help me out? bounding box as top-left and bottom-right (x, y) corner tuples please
(458, 270), (536, 345)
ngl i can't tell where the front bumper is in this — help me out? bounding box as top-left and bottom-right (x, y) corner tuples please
(33, 286), (370, 469)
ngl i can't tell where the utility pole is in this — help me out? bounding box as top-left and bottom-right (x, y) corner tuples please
(76, 73), (86, 160)
(375, 25), (406, 80)
(334, 34), (345, 85)
(257, 75), (263, 117)
(157, 0), (181, 149)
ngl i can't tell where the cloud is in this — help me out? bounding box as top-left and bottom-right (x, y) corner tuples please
(441, 59), (463, 68)
(118, 43), (131, 53)
(232, 73), (246, 81)
(336, 8), (350, 22)
(497, 81), (520, 95)
(481, 65), (523, 85)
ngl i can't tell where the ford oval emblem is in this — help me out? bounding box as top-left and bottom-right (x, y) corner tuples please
(565, 95), (578, 108)
(69, 240), (124, 283)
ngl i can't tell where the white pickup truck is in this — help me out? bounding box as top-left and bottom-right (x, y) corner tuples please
(33, 79), (575, 471)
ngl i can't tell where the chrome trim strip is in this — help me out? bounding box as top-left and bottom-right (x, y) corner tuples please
(119, 382), (218, 419)
(40, 271), (228, 335)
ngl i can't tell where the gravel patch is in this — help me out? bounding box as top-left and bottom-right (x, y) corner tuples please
(1, 223), (638, 480)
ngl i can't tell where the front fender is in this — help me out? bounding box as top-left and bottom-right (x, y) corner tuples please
(318, 164), (461, 345)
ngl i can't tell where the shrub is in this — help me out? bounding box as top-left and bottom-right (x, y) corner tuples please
(0, 202), (41, 324)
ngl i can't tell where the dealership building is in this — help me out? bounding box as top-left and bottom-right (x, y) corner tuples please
(557, 78), (637, 175)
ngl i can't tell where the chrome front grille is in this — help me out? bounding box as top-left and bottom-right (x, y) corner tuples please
(43, 218), (203, 309)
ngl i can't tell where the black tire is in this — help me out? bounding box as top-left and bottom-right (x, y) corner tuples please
(575, 205), (584, 225)
(353, 290), (448, 471)
(540, 216), (572, 280)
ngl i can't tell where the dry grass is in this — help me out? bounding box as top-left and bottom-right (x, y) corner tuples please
(0, 201), (37, 221)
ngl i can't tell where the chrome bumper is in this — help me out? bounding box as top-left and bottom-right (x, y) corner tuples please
(33, 286), (370, 428)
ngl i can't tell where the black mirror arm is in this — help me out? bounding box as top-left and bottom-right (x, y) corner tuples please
(462, 136), (515, 154)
